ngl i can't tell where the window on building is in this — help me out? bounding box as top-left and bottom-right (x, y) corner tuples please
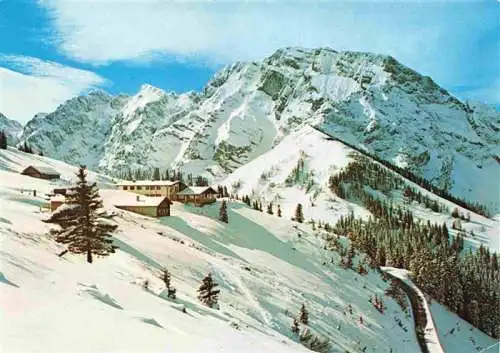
(123, 186), (128, 190)
(156, 186), (161, 190)
(130, 186), (135, 190)
(145, 186), (149, 190)
(137, 186), (142, 190)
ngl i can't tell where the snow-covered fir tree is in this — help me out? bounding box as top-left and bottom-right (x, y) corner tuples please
(0, 131), (7, 149)
(152, 167), (161, 180)
(197, 273), (220, 308)
(298, 303), (309, 324)
(45, 165), (117, 263)
(162, 269), (171, 290)
(219, 200), (228, 223)
(161, 269), (176, 299)
(299, 328), (331, 353)
(294, 203), (304, 223)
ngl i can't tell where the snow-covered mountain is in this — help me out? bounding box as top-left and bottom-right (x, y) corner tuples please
(20, 91), (128, 167)
(18, 47), (500, 210)
(222, 125), (500, 251)
(0, 113), (23, 146)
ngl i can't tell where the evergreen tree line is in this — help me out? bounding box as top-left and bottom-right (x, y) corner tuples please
(284, 156), (315, 192)
(117, 167), (184, 182)
(313, 126), (490, 217)
(240, 194), (285, 218)
(17, 141), (41, 155)
(215, 185), (229, 198)
(0, 130), (7, 149)
(290, 304), (331, 353)
(403, 186), (447, 213)
(329, 155), (448, 214)
(327, 187), (499, 338)
(117, 167), (210, 187)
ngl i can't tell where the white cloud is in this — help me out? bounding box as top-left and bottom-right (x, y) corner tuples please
(39, 0), (498, 103)
(0, 56), (105, 124)
(41, 0), (446, 65)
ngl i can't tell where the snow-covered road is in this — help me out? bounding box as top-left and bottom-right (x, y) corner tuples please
(382, 267), (445, 353)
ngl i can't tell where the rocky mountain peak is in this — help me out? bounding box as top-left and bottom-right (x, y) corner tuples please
(17, 47), (500, 210)
(0, 113), (23, 146)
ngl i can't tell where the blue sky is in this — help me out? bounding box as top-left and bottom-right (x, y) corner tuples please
(0, 0), (498, 123)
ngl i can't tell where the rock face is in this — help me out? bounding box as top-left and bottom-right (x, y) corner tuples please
(21, 91), (128, 167)
(0, 113), (23, 146)
(18, 47), (500, 209)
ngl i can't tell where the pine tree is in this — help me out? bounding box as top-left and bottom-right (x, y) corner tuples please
(219, 200), (228, 223)
(291, 318), (300, 334)
(277, 205), (282, 217)
(152, 167), (161, 180)
(223, 186), (228, 198)
(294, 203), (304, 223)
(267, 203), (273, 215)
(197, 273), (220, 308)
(259, 201), (263, 212)
(162, 269), (176, 299)
(162, 269), (171, 290)
(0, 131), (7, 149)
(299, 328), (331, 353)
(45, 165), (117, 263)
(298, 303), (309, 324)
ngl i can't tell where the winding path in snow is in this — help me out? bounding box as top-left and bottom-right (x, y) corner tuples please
(382, 267), (445, 353)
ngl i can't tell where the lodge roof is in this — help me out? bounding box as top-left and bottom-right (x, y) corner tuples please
(22, 165), (60, 176)
(50, 195), (66, 202)
(115, 180), (183, 187)
(100, 190), (172, 207)
(176, 186), (218, 196)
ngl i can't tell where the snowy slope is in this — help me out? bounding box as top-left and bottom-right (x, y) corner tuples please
(0, 146), (115, 189)
(0, 112), (23, 146)
(223, 126), (499, 252)
(1, 148), (429, 353)
(429, 302), (498, 353)
(17, 47), (500, 210)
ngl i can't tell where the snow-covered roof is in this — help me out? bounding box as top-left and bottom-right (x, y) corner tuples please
(176, 186), (217, 196)
(50, 195), (66, 202)
(116, 180), (182, 187)
(23, 165), (60, 176)
(100, 189), (171, 207)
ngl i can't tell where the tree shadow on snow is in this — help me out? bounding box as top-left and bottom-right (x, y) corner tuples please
(0, 272), (19, 287)
(0, 217), (12, 224)
(159, 216), (246, 262)
(111, 237), (164, 271)
(138, 317), (164, 328)
(167, 296), (229, 322)
(221, 205), (336, 285)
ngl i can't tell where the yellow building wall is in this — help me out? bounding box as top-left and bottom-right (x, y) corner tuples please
(117, 205), (158, 217)
(118, 184), (180, 199)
